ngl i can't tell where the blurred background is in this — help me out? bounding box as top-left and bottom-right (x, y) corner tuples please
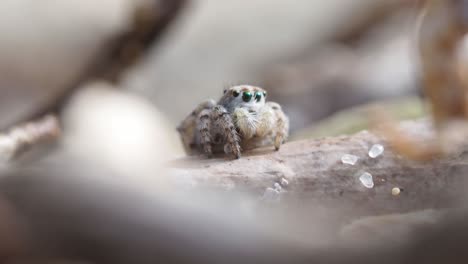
(1, 0), (464, 263)
(0, 0), (423, 141)
(126, 0), (422, 135)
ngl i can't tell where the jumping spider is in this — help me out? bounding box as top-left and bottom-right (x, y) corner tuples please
(177, 85), (289, 159)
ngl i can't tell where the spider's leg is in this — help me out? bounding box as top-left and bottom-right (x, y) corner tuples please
(255, 106), (275, 138)
(213, 106), (241, 159)
(198, 108), (214, 157)
(177, 99), (216, 154)
(267, 102), (289, 151)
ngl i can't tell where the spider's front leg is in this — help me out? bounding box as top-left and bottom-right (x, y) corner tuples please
(177, 99), (216, 154)
(267, 102), (289, 150)
(212, 106), (241, 159)
(255, 106), (275, 137)
(198, 108), (214, 157)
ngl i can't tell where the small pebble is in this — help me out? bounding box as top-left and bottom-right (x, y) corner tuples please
(281, 178), (289, 186)
(369, 144), (385, 158)
(359, 172), (374, 189)
(392, 187), (401, 196)
(341, 154), (359, 165)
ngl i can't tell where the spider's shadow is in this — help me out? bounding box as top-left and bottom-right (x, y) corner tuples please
(242, 147), (277, 157)
(210, 147), (277, 160)
(167, 147), (278, 168)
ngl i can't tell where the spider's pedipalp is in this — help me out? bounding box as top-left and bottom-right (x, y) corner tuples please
(233, 108), (257, 140)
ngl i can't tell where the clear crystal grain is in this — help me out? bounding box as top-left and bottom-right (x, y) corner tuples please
(359, 172), (374, 188)
(341, 154), (359, 165)
(369, 144), (384, 158)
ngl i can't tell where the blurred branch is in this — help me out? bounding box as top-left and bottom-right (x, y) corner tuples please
(50, 0), (187, 113)
(169, 119), (467, 215)
(0, 0), (187, 131)
(85, 0), (187, 83)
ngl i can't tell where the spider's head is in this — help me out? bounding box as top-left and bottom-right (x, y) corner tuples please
(219, 85), (267, 112)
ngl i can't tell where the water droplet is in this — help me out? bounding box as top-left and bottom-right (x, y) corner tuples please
(281, 178), (289, 186)
(359, 172), (374, 188)
(341, 154), (359, 165)
(392, 187), (401, 196)
(369, 144), (384, 158)
(262, 187), (280, 201)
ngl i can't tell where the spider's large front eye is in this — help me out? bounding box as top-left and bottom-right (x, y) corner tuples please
(254, 91), (262, 102)
(242, 91), (252, 102)
(232, 90), (240, 97)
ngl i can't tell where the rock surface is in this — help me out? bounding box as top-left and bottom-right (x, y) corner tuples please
(169, 119), (468, 218)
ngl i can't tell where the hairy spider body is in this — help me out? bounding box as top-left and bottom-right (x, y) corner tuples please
(177, 85), (289, 158)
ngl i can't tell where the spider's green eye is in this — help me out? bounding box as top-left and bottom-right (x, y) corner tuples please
(263, 91), (267, 98)
(255, 91), (262, 102)
(232, 91), (240, 97)
(242, 91), (252, 102)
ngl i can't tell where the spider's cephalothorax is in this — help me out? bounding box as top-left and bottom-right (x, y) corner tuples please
(177, 85), (289, 159)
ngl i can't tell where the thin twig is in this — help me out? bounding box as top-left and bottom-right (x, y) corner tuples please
(0, 115), (61, 163)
